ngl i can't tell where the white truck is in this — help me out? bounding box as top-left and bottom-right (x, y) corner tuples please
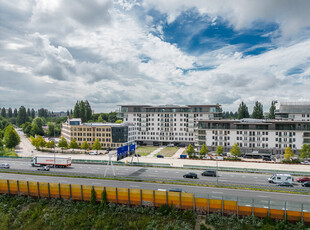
(268, 173), (293, 184)
(31, 156), (72, 168)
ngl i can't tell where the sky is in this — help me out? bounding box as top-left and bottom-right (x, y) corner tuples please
(0, 0), (310, 113)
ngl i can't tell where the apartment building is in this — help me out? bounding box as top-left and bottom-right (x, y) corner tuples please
(275, 102), (310, 121)
(118, 104), (222, 146)
(61, 118), (135, 149)
(197, 118), (310, 154)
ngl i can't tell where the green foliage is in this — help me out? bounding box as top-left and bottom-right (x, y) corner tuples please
(92, 112), (119, 123)
(45, 140), (55, 149)
(7, 108), (12, 118)
(299, 144), (310, 159)
(115, 120), (122, 123)
(237, 101), (250, 119)
(0, 138), (3, 149)
(16, 106), (29, 126)
(199, 144), (209, 159)
(230, 143), (241, 157)
(21, 122), (32, 135)
(46, 122), (55, 137)
(69, 139), (79, 149)
(252, 101), (264, 119)
(73, 100), (92, 123)
(1, 107), (6, 118)
(30, 123), (44, 137)
(92, 139), (102, 150)
(101, 189), (108, 208)
(58, 137), (68, 149)
(97, 115), (105, 123)
(31, 135), (46, 150)
(81, 141), (89, 152)
(284, 146), (294, 161)
(90, 187), (97, 205)
(13, 108), (18, 118)
(268, 101), (276, 119)
(186, 144), (195, 159)
(4, 125), (20, 149)
(216, 145), (223, 156)
(38, 108), (48, 118)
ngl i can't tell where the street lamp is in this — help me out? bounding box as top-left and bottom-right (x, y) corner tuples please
(54, 122), (56, 171)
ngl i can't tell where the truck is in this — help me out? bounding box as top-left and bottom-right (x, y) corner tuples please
(31, 156), (72, 168)
(268, 173), (293, 184)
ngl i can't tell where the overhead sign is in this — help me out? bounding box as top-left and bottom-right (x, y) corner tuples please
(117, 144), (135, 161)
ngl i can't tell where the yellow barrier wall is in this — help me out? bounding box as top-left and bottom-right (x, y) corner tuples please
(18, 180), (28, 196)
(49, 183), (59, 198)
(254, 207), (268, 218)
(94, 186), (104, 202)
(181, 193), (193, 210)
(142, 189), (154, 207)
(209, 199), (222, 213)
(8, 180), (18, 195)
(286, 211), (301, 222)
(270, 209), (285, 219)
(106, 187), (117, 203)
(71, 184), (81, 200)
(168, 191), (180, 208)
(60, 184), (70, 199)
(223, 200), (237, 215)
(129, 189), (141, 206)
(238, 206), (252, 216)
(303, 212), (310, 223)
(0, 179), (7, 194)
(82, 185), (92, 201)
(154, 190), (165, 207)
(117, 188), (129, 205)
(195, 198), (208, 213)
(28, 181), (38, 197)
(39, 182), (49, 198)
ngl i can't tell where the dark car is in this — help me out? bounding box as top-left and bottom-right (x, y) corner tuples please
(157, 154), (164, 158)
(302, 181), (310, 187)
(37, 166), (50, 171)
(153, 143), (159, 146)
(201, 170), (217, 177)
(134, 154), (141, 157)
(296, 177), (310, 183)
(276, 182), (293, 187)
(183, 172), (198, 179)
(168, 188), (184, 193)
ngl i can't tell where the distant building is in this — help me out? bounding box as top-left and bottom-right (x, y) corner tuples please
(275, 102), (310, 121)
(61, 118), (135, 149)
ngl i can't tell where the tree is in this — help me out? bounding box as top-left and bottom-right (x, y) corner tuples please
(30, 123), (44, 136)
(58, 137), (68, 151)
(21, 122), (32, 135)
(92, 139), (102, 151)
(186, 144), (195, 158)
(90, 187), (97, 205)
(1, 107), (6, 118)
(0, 138), (3, 149)
(108, 112), (118, 123)
(31, 109), (35, 119)
(199, 144), (209, 159)
(97, 115), (105, 123)
(13, 108), (18, 117)
(45, 140), (55, 149)
(299, 144), (310, 159)
(216, 145), (223, 156)
(69, 138), (79, 149)
(79, 101), (86, 122)
(67, 110), (70, 116)
(115, 120), (122, 124)
(230, 143), (241, 157)
(284, 146), (294, 161)
(4, 125), (20, 149)
(7, 108), (12, 118)
(85, 100), (92, 122)
(252, 101), (263, 119)
(268, 101), (276, 119)
(46, 122), (55, 137)
(31, 135), (46, 150)
(237, 102), (250, 119)
(73, 101), (80, 119)
(16, 106), (28, 126)
(81, 141), (89, 153)
(27, 108), (31, 117)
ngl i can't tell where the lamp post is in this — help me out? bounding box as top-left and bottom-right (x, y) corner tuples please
(54, 122), (56, 171)
(216, 156), (219, 184)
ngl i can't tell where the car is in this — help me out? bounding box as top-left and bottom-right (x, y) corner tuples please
(302, 181), (310, 187)
(167, 144), (174, 147)
(201, 170), (217, 177)
(157, 189), (167, 192)
(89, 151), (98, 155)
(156, 154), (164, 158)
(168, 188), (184, 193)
(177, 143), (185, 147)
(276, 182), (293, 187)
(183, 172), (198, 179)
(37, 166), (50, 171)
(0, 163), (10, 169)
(153, 143), (159, 146)
(301, 161), (310, 165)
(134, 154), (141, 157)
(296, 177), (310, 183)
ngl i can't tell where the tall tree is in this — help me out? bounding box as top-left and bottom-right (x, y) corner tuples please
(27, 108), (31, 117)
(81, 141), (89, 153)
(1, 107), (6, 118)
(46, 122), (55, 137)
(230, 143), (241, 157)
(4, 125), (20, 149)
(58, 137), (68, 151)
(199, 144), (209, 159)
(216, 145), (224, 156)
(268, 101), (276, 119)
(237, 102), (250, 119)
(252, 101), (263, 119)
(92, 139), (102, 151)
(67, 110), (70, 116)
(284, 146), (294, 161)
(45, 140), (55, 149)
(186, 144), (195, 158)
(69, 138), (79, 149)
(97, 115), (105, 123)
(73, 101), (80, 118)
(7, 108), (12, 118)
(31, 108), (36, 119)
(79, 100), (86, 122)
(31, 135), (46, 150)
(30, 123), (44, 136)
(299, 144), (310, 159)
(85, 100), (92, 122)
(22, 122), (32, 135)
(16, 106), (28, 126)
(13, 108), (18, 117)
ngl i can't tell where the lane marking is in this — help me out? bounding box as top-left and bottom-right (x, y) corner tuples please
(212, 191), (223, 194)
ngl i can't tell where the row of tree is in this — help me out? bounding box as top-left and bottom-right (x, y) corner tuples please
(236, 101), (276, 119)
(72, 100), (92, 123)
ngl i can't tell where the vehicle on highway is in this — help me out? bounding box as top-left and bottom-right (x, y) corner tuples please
(0, 163), (10, 169)
(157, 189), (167, 192)
(201, 170), (217, 177)
(31, 156), (72, 168)
(296, 177), (310, 183)
(134, 154), (141, 157)
(301, 161), (310, 165)
(89, 151), (98, 155)
(183, 172), (198, 179)
(302, 181), (310, 187)
(37, 166), (50, 171)
(268, 173), (293, 183)
(156, 154), (164, 158)
(168, 188), (184, 193)
(276, 182), (293, 187)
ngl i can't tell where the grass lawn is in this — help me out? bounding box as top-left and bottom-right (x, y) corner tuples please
(135, 146), (159, 156)
(156, 147), (179, 157)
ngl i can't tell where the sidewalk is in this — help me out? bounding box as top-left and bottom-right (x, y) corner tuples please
(147, 147), (164, 158)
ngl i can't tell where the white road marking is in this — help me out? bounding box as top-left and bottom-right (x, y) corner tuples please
(212, 191), (223, 194)
(258, 195), (270, 198)
(130, 185), (140, 188)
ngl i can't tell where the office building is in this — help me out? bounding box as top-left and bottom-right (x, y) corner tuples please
(275, 102), (310, 121)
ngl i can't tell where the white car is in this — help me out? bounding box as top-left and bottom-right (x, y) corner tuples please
(167, 144), (174, 147)
(301, 161), (310, 165)
(89, 151), (98, 155)
(0, 163), (10, 169)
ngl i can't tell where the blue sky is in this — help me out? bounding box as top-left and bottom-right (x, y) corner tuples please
(0, 0), (310, 112)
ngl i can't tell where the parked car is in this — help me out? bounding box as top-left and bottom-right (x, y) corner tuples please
(201, 170), (217, 177)
(0, 163), (10, 169)
(153, 143), (159, 146)
(167, 144), (174, 147)
(183, 172), (198, 179)
(276, 182), (293, 187)
(89, 151), (98, 155)
(296, 177), (310, 183)
(37, 166), (50, 171)
(301, 161), (310, 165)
(177, 143), (185, 147)
(302, 181), (310, 187)
(156, 154), (164, 158)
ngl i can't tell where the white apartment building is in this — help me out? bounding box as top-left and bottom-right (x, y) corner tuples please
(275, 102), (310, 121)
(118, 105), (222, 146)
(197, 118), (310, 155)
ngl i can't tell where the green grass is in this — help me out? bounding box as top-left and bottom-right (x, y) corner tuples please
(156, 147), (179, 157)
(0, 148), (18, 157)
(135, 146), (159, 156)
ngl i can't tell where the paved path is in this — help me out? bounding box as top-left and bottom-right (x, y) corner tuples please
(170, 148), (185, 159)
(147, 147), (164, 158)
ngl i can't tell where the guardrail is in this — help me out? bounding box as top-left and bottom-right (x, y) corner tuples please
(0, 179), (309, 223)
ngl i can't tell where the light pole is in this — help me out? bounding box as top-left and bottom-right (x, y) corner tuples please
(54, 122), (56, 171)
(216, 156), (218, 184)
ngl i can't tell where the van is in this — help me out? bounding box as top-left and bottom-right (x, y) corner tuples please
(268, 174), (293, 184)
(89, 151), (98, 155)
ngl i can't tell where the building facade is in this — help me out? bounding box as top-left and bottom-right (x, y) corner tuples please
(197, 118), (310, 155)
(61, 118), (135, 149)
(275, 102), (310, 121)
(118, 104), (222, 146)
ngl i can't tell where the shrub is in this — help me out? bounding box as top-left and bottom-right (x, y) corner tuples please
(90, 187), (97, 205)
